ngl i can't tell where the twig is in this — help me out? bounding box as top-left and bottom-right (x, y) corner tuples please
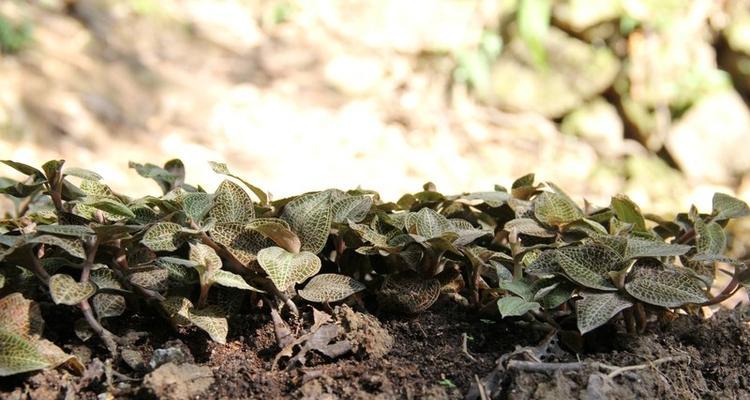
(506, 360), (584, 372)
(506, 355), (691, 378)
(601, 355), (690, 379)
(474, 374), (489, 400)
(462, 332), (478, 362)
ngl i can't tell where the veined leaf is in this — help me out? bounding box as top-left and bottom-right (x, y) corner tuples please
(331, 194), (372, 223)
(142, 222), (185, 252)
(92, 294), (126, 319)
(497, 296), (541, 318)
(183, 192), (214, 222)
(625, 268), (708, 308)
(188, 306), (228, 344)
(533, 191), (582, 227)
(35, 224), (94, 238)
(256, 246), (321, 291)
(82, 198), (136, 219)
(611, 194), (647, 233)
(248, 219), (301, 253)
(404, 207), (453, 239)
(208, 161), (268, 206)
(28, 235), (85, 259)
(210, 270), (262, 292)
(712, 193), (750, 221)
(298, 274), (365, 303)
(504, 218), (555, 238)
(526, 249), (561, 276)
(378, 273), (440, 314)
(624, 238), (691, 259)
(209, 180), (254, 224)
(209, 223), (270, 265)
(557, 244), (623, 290)
(129, 268), (169, 292)
(0, 293), (44, 337)
(48, 274), (97, 305)
(64, 167), (102, 181)
(576, 292), (633, 334)
(281, 190), (333, 254)
(0, 328), (49, 376)
(695, 218), (726, 256)
(189, 243), (222, 284)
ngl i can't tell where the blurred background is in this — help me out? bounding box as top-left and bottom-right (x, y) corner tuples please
(1, 0), (750, 223)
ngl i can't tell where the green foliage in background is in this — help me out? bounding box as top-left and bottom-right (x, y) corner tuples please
(0, 15), (32, 55)
(0, 160), (748, 377)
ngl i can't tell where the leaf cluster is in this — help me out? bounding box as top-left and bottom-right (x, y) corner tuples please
(1, 161), (748, 377)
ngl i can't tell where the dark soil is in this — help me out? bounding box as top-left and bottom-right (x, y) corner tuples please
(1, 302), (749, 400)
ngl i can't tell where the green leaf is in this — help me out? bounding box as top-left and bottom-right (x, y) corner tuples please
(188, 306), (228, 344)
(209, 180), (254, 224)
(461, 191), (509, 207)
(404, 207), (453, 239)
(189, 243), (222, 283)
(557, 244), (624, 290)
(281, 190), (333, 254)
(79, 179), (113, 197)
(625, 268), (708, 307)
(497, 296), (541, 318)
(624, 238), (691, 259)
(41, 160), (64, 184)
(183, 192), (214, 222)
(210, 270), (262, 292)
(129, 268), (169, 292)
(535, 282), (575, 309)
(576, 292), (633, 334)
(209, 223), (270, 265)
(160, 296), (193, 326)
(504, 218), (555, 238)
(298, 273), (366, 303)
(129, 161), (176, 193)
(63, 167), (102, 181)
(331, 195), (372, 223)
(0, 293), (44, 337)
(533, 191), (582, 227)
(712, 193), (750, 221)
(35, 225), (94, 238)
(90, 268), (123, 291)
(0, 160), (45, 179)
(611, 194), (647, 232)
(208, 161), (268, 206)
(28, 235), (86, 259)
(518, 0), (551, 68)
(92, 294), (126, 319)
(256, 246), (321, 291)
(378, 273), (440, 314)
(0, 328), (50, 376)
(499, 279), (534, 301)
(0, 181), (44, 197)
(84, 198), (136, 219)
(695, 218), (726, 255)
(248, 218), (301, 253)
(142, 222), (185, 252)
(526, 249), (561, 276)
(48, 274), (97, 305)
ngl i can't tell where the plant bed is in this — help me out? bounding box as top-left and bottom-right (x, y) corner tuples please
(0, 159), (748, 399)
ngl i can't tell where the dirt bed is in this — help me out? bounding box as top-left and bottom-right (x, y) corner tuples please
(1, 303), (748, 399)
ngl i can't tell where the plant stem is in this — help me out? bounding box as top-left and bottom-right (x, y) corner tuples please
(700, 275), (741, 306)
(28, 248), (50, 284)
(78, 237), (120, 353)
(674, 228), (695, 245)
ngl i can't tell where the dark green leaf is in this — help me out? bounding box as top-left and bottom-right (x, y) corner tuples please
(625, 268), (708, 307)
(576, 292), (633, 334)
(557, 244), (623, 290)
(497, 296), (541, 318)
